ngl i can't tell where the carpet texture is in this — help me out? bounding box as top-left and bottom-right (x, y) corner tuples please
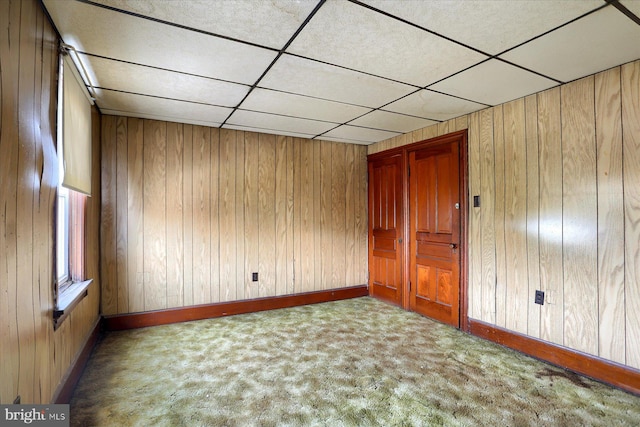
(71, 297), (640, 426)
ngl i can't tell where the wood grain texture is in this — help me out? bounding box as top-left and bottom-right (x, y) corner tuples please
(503, 99), (528, 334)
(524, 94), (541, 339)
(537, 87), (564, 346)
(0, 0), (100, 403)
(101, 116), (117, 315)
(209, 129), (220, 303)
(220, 129), (237, 302)
(345, 144), (357, 286)
(275, 136), (288, 296)
(235, 131), (246, 301)
(285, 138), (295, 294)
(468, 111), (482, 320)
(479, 108), (496, 324)
(143, 120), (167, 311)
(595, 67), (625, 364)
(299, 139), (315, 292)
(244, 132), (259, 299)
(115, 117), (129, 313)
(193, 126), (211, 305)
(622, 61), (640, 369)
(127, 118), (145, 313)
(331, 142), (347, 289)
(258, 134), (276, 297)
(320, 142), (333, 290)
(166, 122), (184, 308)
(183, 125), (194, 307)
(561, 77), (598, 356)
(492, 105), (507, 329)
(313, 140), (323, 291)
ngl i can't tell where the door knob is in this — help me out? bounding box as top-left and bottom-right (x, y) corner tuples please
(449, 243), (457, 249)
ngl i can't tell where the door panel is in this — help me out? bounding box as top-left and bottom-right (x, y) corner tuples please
(368, 154), (403, 306)
(409, 142), (460, 326)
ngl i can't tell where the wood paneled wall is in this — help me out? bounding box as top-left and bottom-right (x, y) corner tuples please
(368, 60), (640, 370)
(0, 0), (101, 404)
(100, 118), (368, 315)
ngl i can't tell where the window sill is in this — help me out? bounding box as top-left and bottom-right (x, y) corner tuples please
(54, 279), (92, 330)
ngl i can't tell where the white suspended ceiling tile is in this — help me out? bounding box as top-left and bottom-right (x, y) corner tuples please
(43, 0), (277, 85)
(82, 54), (250, 108)
(500, 5), (640, 83)
(96, 89), (232, 125)
(620, 0), (640, 18)
(101, 109), (222, 128)
(322, 125), (400, 145)
(286, 0), (487, 87)
(222, 124), (316, 140)
(240, 88), (371, 124)
(259, 54), (416, 108)
(362, 0), (603, 55)
(383, 90), (487, 121)
(349, 110), (437, 134)
(429, 59), (558, 106)
(226, 110), (337, 137)
(91, 0), (320, 49)
(318, 136), (371, 145)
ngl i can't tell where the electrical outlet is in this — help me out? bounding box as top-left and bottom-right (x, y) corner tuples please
(252, 272), (258, 282)
(534, 290), (545, 305)
(13, 395), (20, 404)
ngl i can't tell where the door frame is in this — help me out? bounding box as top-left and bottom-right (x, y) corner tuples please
(367, 130), (469, 331)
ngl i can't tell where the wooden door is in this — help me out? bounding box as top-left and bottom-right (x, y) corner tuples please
(409, 141), (460, 326)
(368, 153), (403, 306)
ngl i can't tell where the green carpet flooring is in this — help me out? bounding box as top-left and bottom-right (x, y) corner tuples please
(71, 297), (640, 426)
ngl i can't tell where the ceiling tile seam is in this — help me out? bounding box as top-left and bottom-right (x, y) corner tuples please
(492, 2), (612, 58)
(79, 51), (252, 88)
(219, 0), (328, 128)
(94, 87), (234, 110)
(607, 0), (640, 25)
(78, 0), (279, 53)
(222, 122), (317, 137)
(313, 122), (401, 141)
(284, 52), (424, 89)
(347, 0), (493, 59)
(419, 88), (492, 109)
(234, 108), (342, 125)
(252, 86), (380, 110)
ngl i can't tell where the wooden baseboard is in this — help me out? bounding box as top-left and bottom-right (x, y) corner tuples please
(52, 318), (102, 404)
(104, 285), (369, 331)
(469, 319), (640, 396)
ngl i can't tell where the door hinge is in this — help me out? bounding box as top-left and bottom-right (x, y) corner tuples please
(409, 281), (411, 292)
(408, 166), (410, 177)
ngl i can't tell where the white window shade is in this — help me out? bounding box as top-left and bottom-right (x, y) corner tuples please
(62, 54), (92, 196)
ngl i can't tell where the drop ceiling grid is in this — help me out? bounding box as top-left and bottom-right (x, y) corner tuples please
(42, 0), (640, 144)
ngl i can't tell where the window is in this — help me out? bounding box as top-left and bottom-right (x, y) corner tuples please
(54, 48), (93, 328)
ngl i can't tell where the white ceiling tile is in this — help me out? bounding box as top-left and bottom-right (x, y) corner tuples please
(227, 110), (337, 136)
(96, 89), (232, 125)
(362, 0), (603, 55)
(383, 90), (487, 121)
(260, 54), (415, 108)
(500, 6), (640, 83)
(349, 110), (437, 133)
(101, 109), (222, 128)
(240, 88), (371, 123)
(322, 125), (400, 144)
(91, 0), (320, 49)
(82, 54), (250, 107)
(287, 0), (486, 86)
(317, 137), (370, 146)
(43, 0), (277, 84)
(429, 60), (558, 106)
(620, 0), (640, 18)
(222, 124), (315, 140)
